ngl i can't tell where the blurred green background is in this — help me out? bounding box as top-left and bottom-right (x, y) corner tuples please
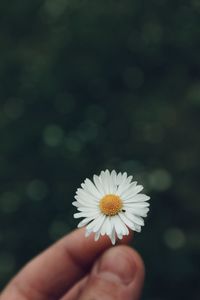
(0, 0), (200, 299)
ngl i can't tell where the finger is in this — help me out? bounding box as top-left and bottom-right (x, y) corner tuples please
(59, 234), (134, 300)
(76, 245), (145, 300)
(59, 277), (88, 300)
(2, 228), (132, 300)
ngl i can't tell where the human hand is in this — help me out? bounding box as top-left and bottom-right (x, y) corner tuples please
(1, 228), (145, 300)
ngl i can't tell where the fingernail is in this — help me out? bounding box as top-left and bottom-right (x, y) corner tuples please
(96, 247), (136, 285)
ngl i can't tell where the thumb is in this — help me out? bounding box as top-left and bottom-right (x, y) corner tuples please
(78, 245), (145, 300)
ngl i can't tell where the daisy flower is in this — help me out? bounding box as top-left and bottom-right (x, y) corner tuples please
(73, 170), (150, 245)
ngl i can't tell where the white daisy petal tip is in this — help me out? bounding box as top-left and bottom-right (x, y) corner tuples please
(73, 170), (150, 245)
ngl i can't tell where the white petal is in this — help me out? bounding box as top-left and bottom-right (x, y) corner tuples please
(98, 171), (107, 194)
(109, 171), (118, 194)
(121, 185), (144, 200)
(105, 170), (112, 194)
(76, 189), (98, 204)
(126, 175), (133, 184)
(124, 202), (150, 208)
(119, 212), (140, 232)
(93, 175), (105, 196)
(100, 170), (110, 194)
(124, 194), (150, 203)
(119, 175), (133, 192)
(110, 228), (116, 245)
(117, 172), (127, 186)
(94, 231), (101, 241)
(133, 224), (141, 232)
(120, 172), (127, 184)
(86, 214), (105, 232)
(85, 230), (92, 237)
(100, 216), (113, 236)
(111, 170), (117, 185)
(124, 207), (149, 217)
(99, 170), (105, 178)
(83, 178), (102, 198)
(105, 217), (113, 235)
(118, 233), (123, 240)
(100, 219), (107, 236)
(125, 212), (144, 226)
(120, 181), (137, 197)
(77, 206), (99, 212)
(75, 199), (97, 209)
(116, 173), (128, 194)
(112, 215), (129, 236)
(116, 172), (122, 185)
(116, 176), (134, 196)
(117, 216), (129, 235)
(74, 211), (99, 218)
(107, 170), (115, 194)
(77, 216), (95, 228)
(92, 215), (106, 233)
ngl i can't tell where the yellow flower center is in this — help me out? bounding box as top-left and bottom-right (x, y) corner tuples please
(99, 194), (123, 216)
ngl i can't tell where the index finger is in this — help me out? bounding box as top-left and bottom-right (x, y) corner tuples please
(4, 228), (132, 300)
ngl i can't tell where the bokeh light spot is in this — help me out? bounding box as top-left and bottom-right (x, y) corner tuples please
(164, 228), (186, 250)
(0, 192), (20, 214)
(43, 124), (64, 147)
(43, 0), (69, 18)
(148, 169), (172, 191)
(4, 98), (24, 120)
(26, 180), (48, 201)
(64, 137), (82, 153)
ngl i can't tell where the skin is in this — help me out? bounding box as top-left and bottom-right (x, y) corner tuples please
(0, 228), (145, 300)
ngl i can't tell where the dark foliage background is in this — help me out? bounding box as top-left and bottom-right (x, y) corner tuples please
(0, 0), (200, 299)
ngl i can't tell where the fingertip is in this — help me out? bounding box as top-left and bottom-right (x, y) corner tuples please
(77, 245), (145, 300)
(95, 245), (145, 283)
